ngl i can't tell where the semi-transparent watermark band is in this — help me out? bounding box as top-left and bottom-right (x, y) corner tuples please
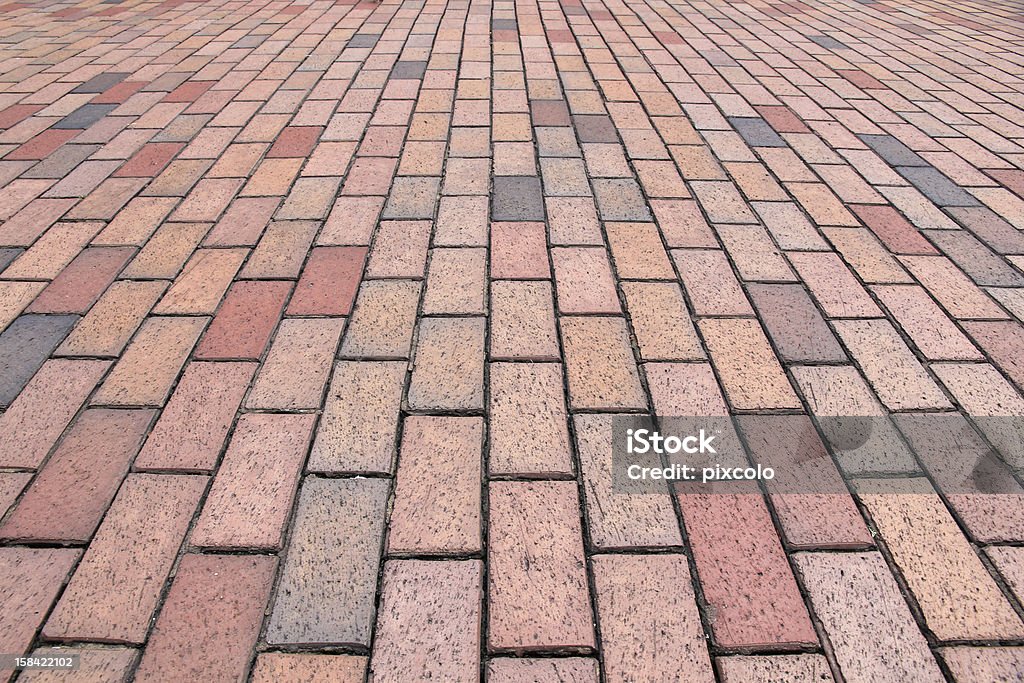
(611, 414), (1024, 495)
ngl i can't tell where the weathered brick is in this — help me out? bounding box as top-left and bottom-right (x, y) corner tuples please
(93, 316), (207, 407)
(370, 560), (482, 682)
(408, 317), (485, 410)
(561, 316), (646, 410)
(423, 247), (486, 314)
(339, 280), (420, 359)
(698, 318), (800, 409)
(794, 552), (946, 682)
(192, 414), (314, 549)
(288, 246), (366, 316)
(622, 282), (704, 361)
(0, 313), (78, 407)
(152, 248), (247, 314)
(366, 220), (431, 278)
(251, 654), (366, 683)
(44, 474), (207, 643)
(0, 548), (81, 659)
(389, 417), (483, 554)
(489, 363), (572, 476)
(308, 361), (406, 474)
(592, 554), (715, 682)
(266, 477), (389, 646)
(247, 317), (344, 410)
(490, 221), (550, 279)
(488, 481), (595, 651)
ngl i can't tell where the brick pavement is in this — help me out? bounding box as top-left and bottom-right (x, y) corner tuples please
(1, 0), (1024, 679)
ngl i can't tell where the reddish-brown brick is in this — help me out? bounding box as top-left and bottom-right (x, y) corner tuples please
(1, 409), (154, 542)
(195, 280), (291, 360)
(0, 548), (81, 658)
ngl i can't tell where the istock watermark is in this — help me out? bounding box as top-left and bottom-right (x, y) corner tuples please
(611, 414), (1024, 497)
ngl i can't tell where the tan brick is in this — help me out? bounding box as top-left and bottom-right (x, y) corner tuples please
(562, 316), (647, 411)
(246, 318), (344, 410)
(489, 363), (572, 476)
(339, 280), (421, 359)
(93, 316), (207, 407)
(56, 280), (167, 357)
(698, 318), (800, 409)
(251, 654), (366, 683)
(423, 247), (486, 314)
(672, 249), (753, 316)
(366, 220), (432, 278)
(552, 246), (621, 314)
(408, 317), (485, 411)
(489, 280), (560, 361)
(621, 281), (703, 360)
(152, 248), (247, 314)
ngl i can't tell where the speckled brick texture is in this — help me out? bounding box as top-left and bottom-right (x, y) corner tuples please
(1, 0), (1024, 679)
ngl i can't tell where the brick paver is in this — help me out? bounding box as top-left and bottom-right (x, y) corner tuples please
(2, 0), (1024, 679)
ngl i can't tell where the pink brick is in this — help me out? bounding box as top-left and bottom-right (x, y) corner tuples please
(0, 548), (81, 658)
(388, 417), (483, 554)
(287, 246), (366, 316)
(552, 247), (621, 314)
(44, 474), (208, 643)
(488, 481), (595, 651)
(0, 359), (110, 468)
(370, 560), (482, 682)
(593, 554), (715, 682)
(488, 363), (572, 476)
(491, 222), (550, 279)
(246, 317), (344, 410)
(192, 413), (315, 550)
(135, 361), (255, 472)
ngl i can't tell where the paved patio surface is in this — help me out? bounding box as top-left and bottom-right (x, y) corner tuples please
(2, 0), (1024, 680)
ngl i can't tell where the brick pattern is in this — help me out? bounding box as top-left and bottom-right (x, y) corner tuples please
(0, 0), (1023, 679)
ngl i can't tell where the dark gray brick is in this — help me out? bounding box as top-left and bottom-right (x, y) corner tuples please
(22, 145), (99, 179)
(808, 34), (848, 49)
(348, 34), (379, 48)
(0, 248), (22, 274)
(858, 134), (928, 167)
(573, 115), (618, 143)
(898, 166), (980, 207)
(71, 73), (128, 94)
(729, 117), (786, 147)
(0, 314), (79, 407)
(924, 230), (1024, 287)
(53, 104), (118, 130)
(492, 177), (544, 221)
(391, 61), (427, 80)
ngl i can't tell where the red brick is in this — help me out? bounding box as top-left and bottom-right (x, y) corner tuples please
(488, 481), (595, 651)
(26, 246), (134, 314)
(490, 221), (550, 279)
(794, 552), (946, 682)
(195, 280), (291, 360)
(163, 80), (214, 103)
(22, 646), (138, 681)
(0, 359), (110, 468)
(134, 555), (276, 682)
(851, 204), (938, 255)
(191, 413), (313, 550)
(44, 474), (207, 643)
(266, 477), (389, 646)
(267, 126), (322, 157)
(6, 129), (79, 161)
(370, 560), (482, 682)
(677, 490), (817, 649)
(287, 246), (366, 315)
(1, 409), (154, 543)
(135, 361), (255, 472)
(389, 417), (483, 554)
(0, 548), (81, 658)
(593, 554), (715, 682)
